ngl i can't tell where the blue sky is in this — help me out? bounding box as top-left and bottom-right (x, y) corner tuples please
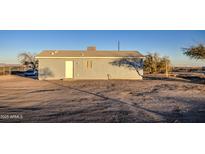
(0, 30), (205, 66)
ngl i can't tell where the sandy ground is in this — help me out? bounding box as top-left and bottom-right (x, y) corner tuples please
(0, 75), (205, 123)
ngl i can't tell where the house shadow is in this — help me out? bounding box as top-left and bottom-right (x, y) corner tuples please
(161, 96), (205, 122)
(44, 80), (205, 123)
(1, 80), (204, 122)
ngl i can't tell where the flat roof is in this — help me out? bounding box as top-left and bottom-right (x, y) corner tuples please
(36, 50), (144, 58)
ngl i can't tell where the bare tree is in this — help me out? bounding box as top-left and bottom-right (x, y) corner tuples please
(110, 58), (144, 77)
(18, 52), (38, 70)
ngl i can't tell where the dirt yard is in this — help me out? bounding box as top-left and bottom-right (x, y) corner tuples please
(0, 75), (205, 123)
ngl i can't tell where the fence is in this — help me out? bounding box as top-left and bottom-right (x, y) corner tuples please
(0, 65), (25, 75)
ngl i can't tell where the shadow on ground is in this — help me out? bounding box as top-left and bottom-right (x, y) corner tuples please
(0, 75), (205, 123)
(144, 74), (205, 85)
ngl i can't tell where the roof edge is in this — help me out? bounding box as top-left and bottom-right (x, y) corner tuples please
(35, 56), (145, 59)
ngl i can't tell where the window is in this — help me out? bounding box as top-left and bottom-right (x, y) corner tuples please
(86, 60), (92, 69)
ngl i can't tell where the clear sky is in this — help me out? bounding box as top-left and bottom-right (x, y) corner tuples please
(0, 30), (205, 66)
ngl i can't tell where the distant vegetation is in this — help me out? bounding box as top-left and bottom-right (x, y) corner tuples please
(144, 52), (171, 75)
(18, 52), (38, 70)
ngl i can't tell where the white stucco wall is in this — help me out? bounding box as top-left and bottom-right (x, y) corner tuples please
(38, 58), (143, 80)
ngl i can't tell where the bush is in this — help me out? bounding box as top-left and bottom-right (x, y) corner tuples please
(144, 52), (171, 74)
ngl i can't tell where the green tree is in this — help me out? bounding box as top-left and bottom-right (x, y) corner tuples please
(144, 52), (171, 75)
(144, 53), (159, 73)
(158, 56), (171, 76)
(183, 44), (205, 60)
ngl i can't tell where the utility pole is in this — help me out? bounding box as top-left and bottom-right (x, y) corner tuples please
(3, 66), (5, 75)
(118, 40), (120, 52)
(165, 61), (168, 77)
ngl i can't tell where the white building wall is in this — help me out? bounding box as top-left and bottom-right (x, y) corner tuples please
(38, 58), (143, 80)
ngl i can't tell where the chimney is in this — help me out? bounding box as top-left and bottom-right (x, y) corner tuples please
(87, 46), (96, 52)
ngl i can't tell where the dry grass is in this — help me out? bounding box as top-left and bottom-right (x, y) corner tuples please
(0, 75), (205, 123)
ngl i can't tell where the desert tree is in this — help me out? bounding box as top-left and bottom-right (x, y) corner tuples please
(144, 52), (171, 75)
(18, 52), (38, 70)
(158, 56), (171, 76)
(110, 57), (144, 77)
(183, 43), (205, 60)
(144, 53), (160, 73)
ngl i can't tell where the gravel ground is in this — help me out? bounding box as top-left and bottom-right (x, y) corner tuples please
(0, 75), (205, 123)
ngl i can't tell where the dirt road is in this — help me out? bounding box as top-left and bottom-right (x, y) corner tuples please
(0, 75), (205, 122)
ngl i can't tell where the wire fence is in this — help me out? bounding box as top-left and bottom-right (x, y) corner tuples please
(0, 65), (25, 75)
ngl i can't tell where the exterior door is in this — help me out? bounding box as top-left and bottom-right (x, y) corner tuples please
(65, 61), (73, 78)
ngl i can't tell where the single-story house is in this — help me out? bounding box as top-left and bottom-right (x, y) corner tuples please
(35, 46), (144, 80)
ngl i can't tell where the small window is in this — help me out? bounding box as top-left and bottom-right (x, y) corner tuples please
(90, 61), (92, 68)
(86, 61), (89, 68)
(86, 60), (92, 69)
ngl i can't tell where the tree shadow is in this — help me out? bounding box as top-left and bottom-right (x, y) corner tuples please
(39, 67), (54, 80)
(144, 74), (205, 85)
(176, 74), (205, 84)
(110, 57), (144, 77)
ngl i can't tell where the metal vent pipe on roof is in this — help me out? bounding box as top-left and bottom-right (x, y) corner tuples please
(87, 46), (96, 52)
